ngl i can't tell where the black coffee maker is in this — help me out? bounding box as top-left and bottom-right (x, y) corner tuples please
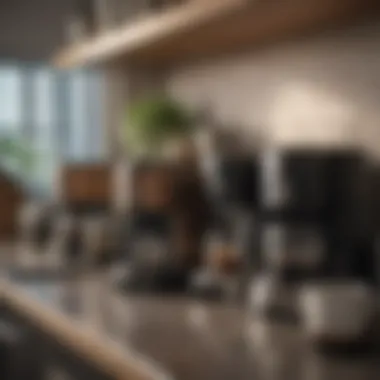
(190, 154), (259, 299)
(250, 147), (375, 319)
(216, 155), (259, 263)
(119, 160), (210, 293)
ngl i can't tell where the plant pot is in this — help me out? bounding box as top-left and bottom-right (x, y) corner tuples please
(163, 136), (199, 167)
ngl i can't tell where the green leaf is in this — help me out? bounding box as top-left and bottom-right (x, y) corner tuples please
(0, 134), (36, 173)
(124, 95), (195, 154)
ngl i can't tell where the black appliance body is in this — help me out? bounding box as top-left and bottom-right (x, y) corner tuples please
(258, 148), (375, 284)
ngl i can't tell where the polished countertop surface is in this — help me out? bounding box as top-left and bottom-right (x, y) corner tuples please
(2, 271), (380, 380)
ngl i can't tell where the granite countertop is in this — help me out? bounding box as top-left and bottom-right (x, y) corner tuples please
(2, 272), (380, 380)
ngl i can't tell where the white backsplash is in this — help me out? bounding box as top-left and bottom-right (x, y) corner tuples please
(167, 21), (380, 155)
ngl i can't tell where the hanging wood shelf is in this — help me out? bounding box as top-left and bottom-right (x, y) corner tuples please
(53, 0), (380, 68)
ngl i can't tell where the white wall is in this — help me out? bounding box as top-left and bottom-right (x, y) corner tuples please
(167, 21), (380, 156)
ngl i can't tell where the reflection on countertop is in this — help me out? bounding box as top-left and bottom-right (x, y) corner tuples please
(2, 272), (380, 380)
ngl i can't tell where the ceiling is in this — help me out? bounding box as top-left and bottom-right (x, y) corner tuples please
(0, 0), (76, 62)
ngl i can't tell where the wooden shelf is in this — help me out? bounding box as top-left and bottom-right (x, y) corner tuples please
(53, 0), (380, 68)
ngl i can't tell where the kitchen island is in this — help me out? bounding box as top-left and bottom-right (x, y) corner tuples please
(1, 272), (380, 380)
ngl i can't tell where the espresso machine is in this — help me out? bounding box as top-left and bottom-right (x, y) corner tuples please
(117, 159), (211, 293)
(190, 153), (259, 299)
(249, 147), (375, 320)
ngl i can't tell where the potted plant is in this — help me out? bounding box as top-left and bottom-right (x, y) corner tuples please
(124, 95), (196, 161)
(0, 134), (35, 183)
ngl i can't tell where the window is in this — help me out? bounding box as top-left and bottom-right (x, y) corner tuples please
(33, 69), (56, 150)
(0, 62), (105, 195)
(0, 67), (22, 131)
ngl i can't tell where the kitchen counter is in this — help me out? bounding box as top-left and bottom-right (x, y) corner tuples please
(1, 272), (380, 380)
